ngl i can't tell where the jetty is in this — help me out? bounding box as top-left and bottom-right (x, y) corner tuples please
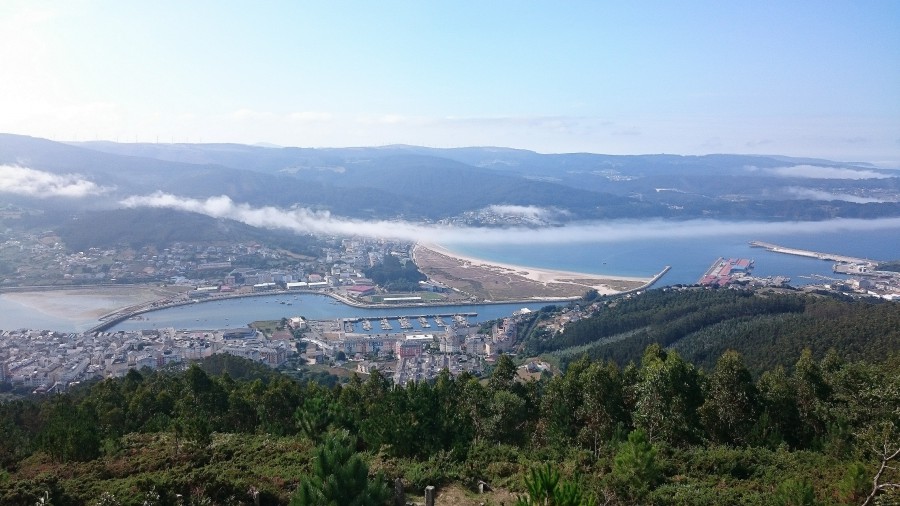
(749, 241), (877, 266)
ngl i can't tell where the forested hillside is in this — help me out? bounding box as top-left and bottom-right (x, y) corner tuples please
(522, 288), (900, 374)
(4, 134), (900, 224)
(55, 208), (321, 254)
(0, 337), (898, 505)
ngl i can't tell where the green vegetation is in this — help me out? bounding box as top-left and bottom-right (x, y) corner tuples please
(524, 288), (900, 374)
(290, 431), (389, 506)
(56, 208), (321, 255)
(364, 254), (426, 292)
(0, 291), (899, 505)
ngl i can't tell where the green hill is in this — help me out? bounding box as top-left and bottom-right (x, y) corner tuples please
(523, 287), (900, 374)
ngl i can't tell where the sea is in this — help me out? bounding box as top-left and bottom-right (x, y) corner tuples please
(443, 227), (900, 286)
(1, 225), (898, 333)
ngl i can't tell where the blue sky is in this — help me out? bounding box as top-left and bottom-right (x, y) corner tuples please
(2, 1), (898, 164)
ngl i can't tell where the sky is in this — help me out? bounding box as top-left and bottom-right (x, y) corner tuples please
(2, 1), (899, 165)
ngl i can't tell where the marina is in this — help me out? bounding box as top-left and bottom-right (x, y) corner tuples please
(344, 312), (477, 325)
(331, 313), (480, 336)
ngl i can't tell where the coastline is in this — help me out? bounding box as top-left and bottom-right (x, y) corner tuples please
(0, 286), (184, 322)
(413, 242), (660, 298)
(419, 242), (652, 285)
(1, 246), (670, 333)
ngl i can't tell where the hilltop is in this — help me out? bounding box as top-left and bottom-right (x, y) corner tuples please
(0, 287), (898, 504)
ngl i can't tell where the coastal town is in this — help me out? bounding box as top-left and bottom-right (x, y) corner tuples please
(0, 223), (661, 394)
(0, 307), (538, 393)
(3, 224), (900, 395)
(1, 228), (394, 289)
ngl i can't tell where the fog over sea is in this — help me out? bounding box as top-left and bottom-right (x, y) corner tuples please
(0, 225), (898, 333)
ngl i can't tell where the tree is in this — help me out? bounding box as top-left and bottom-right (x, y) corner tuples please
(699, 350), (759, 445)
(756, 365), (801, 448)
(462, 376), (490, 445)
(859, 416), (900, 506)
(632, 345), (703, 445)
(488, 354), (517, 393)
(577, 360), (627, 457)
(610, 429), (659, 502)
(792, 349), (830, 447)
(837, 462), (869, 504)
(290, 431), (389, 506)
(255, 376), (303, 435)
(484, 390), (527, 446)
(296, 396), (333, 442)
(773, 478), (816, 506)
(516, 463), (594, 506)
(37, 396), (101, 462)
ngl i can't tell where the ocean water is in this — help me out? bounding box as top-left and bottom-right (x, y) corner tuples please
(444, 226), (900, 286)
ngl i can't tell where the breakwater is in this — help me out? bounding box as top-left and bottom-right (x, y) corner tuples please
(749, 241), (878, 265)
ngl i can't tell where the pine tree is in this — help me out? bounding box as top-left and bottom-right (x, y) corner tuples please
(515, 463), (594, 506)
(290, 431), (389, 506)
(610, 429), (659, 502)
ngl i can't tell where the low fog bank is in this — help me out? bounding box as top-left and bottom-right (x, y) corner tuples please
(119, 192), (900, 245)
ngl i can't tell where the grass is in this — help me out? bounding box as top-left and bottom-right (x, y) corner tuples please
(249, 319), (285, 336)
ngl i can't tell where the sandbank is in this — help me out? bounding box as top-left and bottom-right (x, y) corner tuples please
(414, 243), (653, 298)
(0, 286), (184, 321)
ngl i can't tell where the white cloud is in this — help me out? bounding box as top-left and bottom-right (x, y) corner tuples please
(784, 187), (891, 204)
(119, 191), (900, 245)
(760, 164), (894, 180)
(487, 204), (547, 219)
(0, 165), (111, 198)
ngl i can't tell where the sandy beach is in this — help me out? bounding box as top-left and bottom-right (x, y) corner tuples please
(0, 286), (187, 322)
(413, 243), (653, 300)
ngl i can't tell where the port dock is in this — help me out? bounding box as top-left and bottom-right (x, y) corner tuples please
(749, 241), (877, 266)
(698, 257), (754, 286)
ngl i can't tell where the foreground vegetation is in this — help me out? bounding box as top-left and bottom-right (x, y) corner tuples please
(0, 291), (899, 505)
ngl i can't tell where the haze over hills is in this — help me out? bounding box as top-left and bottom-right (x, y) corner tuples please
(2, 133), (900, 251)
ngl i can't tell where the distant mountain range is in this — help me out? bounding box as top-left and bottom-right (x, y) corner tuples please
(1, 133), (899, 250)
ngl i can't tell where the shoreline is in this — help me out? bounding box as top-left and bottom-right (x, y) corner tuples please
(0, 285), (186, 323)
(413, 242), (657, 297)
(92, 288), (591, 334)
(2, 246), (672, 333)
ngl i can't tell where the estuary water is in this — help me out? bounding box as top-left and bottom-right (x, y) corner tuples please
(105, 296), (550, 333)
(2, 224), (898, 333)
